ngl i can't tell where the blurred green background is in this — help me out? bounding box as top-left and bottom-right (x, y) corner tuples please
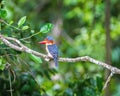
(0, 0), (120, 96)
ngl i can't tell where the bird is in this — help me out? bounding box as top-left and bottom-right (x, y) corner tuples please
(39, 36), (59, 67)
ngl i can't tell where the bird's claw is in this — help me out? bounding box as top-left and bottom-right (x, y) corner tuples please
(45, 56), (51, 61)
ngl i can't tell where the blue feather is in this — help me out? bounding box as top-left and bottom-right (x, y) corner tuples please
(47, 44), (58, 66)
(46, 36), (54, 41)
(53, 57), (58, 67)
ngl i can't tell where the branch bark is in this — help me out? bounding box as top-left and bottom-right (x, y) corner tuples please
(0, 34), (120, 75)
(103, 72), (114, 90)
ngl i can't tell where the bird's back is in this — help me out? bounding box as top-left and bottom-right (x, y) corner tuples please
(47, 44), (58, 66)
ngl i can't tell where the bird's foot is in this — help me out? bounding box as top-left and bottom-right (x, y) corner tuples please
(45, 57), (50, 61)
(45, 56), (53, 61)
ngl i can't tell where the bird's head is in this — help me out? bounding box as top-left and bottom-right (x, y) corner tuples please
(39, 36), (55, 45)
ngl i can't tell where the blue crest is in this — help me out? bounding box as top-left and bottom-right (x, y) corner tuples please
(46, 36), (54, 41)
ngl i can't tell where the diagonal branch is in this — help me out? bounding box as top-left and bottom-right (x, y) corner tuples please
(0, 34), (120, 75)
(59, 57), (120, 74)
(103, 72), (114, 90)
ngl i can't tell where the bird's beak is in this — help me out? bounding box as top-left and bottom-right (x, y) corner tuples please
(39, 40), (48, 44)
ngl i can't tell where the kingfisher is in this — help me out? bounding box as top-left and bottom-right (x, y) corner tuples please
(39, 36), (59, 67)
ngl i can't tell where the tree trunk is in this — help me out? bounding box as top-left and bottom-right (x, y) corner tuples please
(105, 0), (111, 96)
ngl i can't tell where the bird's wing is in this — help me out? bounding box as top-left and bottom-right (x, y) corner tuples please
(47, 44), (58, 58)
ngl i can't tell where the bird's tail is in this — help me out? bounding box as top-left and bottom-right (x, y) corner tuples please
(53, 58), (58, 67)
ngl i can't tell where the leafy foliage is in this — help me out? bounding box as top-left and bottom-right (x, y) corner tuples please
(0, 0), (120, 96)
(40, 23), (54, 33)
(0, 9), (7, 18)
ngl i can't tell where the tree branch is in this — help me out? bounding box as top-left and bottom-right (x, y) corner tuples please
(103, 72), (114, 90)
(0, 34), (120, 75)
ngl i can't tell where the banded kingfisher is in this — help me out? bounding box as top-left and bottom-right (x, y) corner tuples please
(39, 36), (59, 67)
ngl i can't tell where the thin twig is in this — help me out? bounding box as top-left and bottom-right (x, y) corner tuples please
(0, 54), (18, 58)
(20, 31), (41, 40)
(5, 63), (16, 83)
(18, 56), (39, 85)
(8, 69), (13, 96)
(0, 19), (41, 41)
(0, 19), (21, 30)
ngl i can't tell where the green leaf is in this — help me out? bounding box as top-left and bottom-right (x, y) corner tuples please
(18, 16), (26, 27)
(96, 76), (103, 92)
(0, 59), (5, 70)
(31, 30), (35, 34)
(0, 59), (2, 67)
(9, 21), (14, 25)
(29, 54), (42, 64)
(40, 23), (53, 33)
(65, 88), (73, 96)
(22, 25), (29, 30)
(0, 9), (7, 18)
(21, 84), (31, 92)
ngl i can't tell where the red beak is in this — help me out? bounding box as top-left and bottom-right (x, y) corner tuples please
(39, 40), (47, 44)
